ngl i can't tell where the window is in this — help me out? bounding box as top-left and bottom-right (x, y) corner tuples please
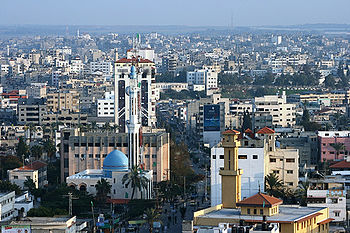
(145, 154), (150, 158)
(238, 155), (247, 159)
(260, 209), (263, 215)
(273, 170), (279, 174)
(89, 154), (93, 158)
(14, 176), (18, 179)
(213, 155), (216, 159)
(286, 158), (295, 163)
(152, 154), (157, 158)
(334, 212), (340, 217)
(220, 155), (224, 159)
(75, 154), (79, 158)
(287, 170), (293, 174)
(331, 198), (338, 204)
(270, 158), (276, 162)
(247, 209), (250, 214)
(253, 155), (258, 159)
(254, 209), (257, 214)
(288, 182), (293, 186)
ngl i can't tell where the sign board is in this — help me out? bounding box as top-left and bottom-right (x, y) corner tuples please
(2, 226), (31, 233)
(203, 105), (220, 131)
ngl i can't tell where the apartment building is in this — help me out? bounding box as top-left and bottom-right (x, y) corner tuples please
(8, 161), (48, 189)
(97, 91), (114, 117)
(42, 110), (88, 127)
(46, 91), (79, 113)
(187, 69), (218, 93)
(17, 98), (47, 125)
(90, 61), (113, 75)
(59, 129), (170, 183)
(318, 131), (350, 161)
(114, 57), (157, 131)
(253, 91), (296, 129)
(0, 191), (15, 222)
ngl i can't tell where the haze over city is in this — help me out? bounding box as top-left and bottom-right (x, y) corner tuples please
(1, 0), (350, 26)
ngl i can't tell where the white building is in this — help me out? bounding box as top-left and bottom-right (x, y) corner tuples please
(253, 91), (296, 129)
(97, 91), (115, 117)
(70, 58), (84, 74)
(90, 61), (113, 75)
(13, 191), (34, 218)
(211, 147), (265, 207)
(187, 69), (218, 93)
(0, 191), (15, 222)
(66, 150), (153, 200)
(127, 48), (155, 62)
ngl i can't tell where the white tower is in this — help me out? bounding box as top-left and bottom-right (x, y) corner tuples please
(126, 65), (143, 168)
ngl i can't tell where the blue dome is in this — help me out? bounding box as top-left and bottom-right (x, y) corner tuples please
(103, 150), (128, 172)
(130, 66), (137, 79)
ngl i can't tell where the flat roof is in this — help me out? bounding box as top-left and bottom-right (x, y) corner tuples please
(196, 206), (327, 223)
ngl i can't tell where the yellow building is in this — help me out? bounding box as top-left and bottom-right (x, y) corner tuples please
(192, 130), (333, 233)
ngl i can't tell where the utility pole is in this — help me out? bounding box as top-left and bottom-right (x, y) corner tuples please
(63, 192), (78, 216)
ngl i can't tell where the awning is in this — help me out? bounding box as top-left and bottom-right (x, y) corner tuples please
(317, 218), (334, 225)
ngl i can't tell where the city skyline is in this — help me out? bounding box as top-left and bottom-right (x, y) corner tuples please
(1, 0), (350, 27)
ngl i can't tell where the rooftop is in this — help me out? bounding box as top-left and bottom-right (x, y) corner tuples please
(237, 193), (283, 208)
(196, 206), (327, 224)
(256, 127), (275, 134)
(330, 160), (350, 169)
(115, 57), (153, 64)
(16, 161), (47, 171)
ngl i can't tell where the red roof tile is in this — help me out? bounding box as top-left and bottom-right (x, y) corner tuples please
(244, 128), (253, 133)
(330, 160), (350, 169)
(115, 57), (153, 63)
(17, 161), (47, 171)
(256, 127), (275, 134)
(237, 192), (283, 207)
(222, 129), (240, 135)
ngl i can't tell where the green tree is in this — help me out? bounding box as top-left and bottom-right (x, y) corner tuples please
(122, 166), (149, 200)
(0, 156), (22, 179)
(95, 178), (112, 203)
(24, 177), (36, 192)
(296, 181), (310, 206)
(0, 181), (21, 195)
(324, 75), (336, 89)
(43, 139), (56, 162)
(330, 142), (346, 160)
(242, 110), (252, 132)
(17, 136), (29, 158)
(144, 208), (160, 233)
(30, 145), (43, 160)
(265, 173), (284, 198)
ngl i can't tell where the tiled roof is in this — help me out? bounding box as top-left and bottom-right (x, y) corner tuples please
(237, 192), (283, 207)
(244, 128), (253, 133)
(256, 127), (275, 134)
(17, 161), (47, 171)
(329, 160), (350, 169)
(115, 57), (153, 63)
(222, 129), (240, 135)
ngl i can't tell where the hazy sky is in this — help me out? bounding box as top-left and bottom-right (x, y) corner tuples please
(1, 0), (349, 27)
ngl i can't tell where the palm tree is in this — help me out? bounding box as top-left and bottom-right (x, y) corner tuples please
(43, 139), (56, 162)
(144, 208), (160, 233)
(330, 142), (346, 160)
(95, 178), (112, 203)
(122, 166), (149, 200)
(265, 173), (284, 198)
(102, 122), (111, 132)
(25, 123), (37, 144)
(30, 145), (43, 160)
(296, 181), (310, 206)
(24, 177), (36, 192)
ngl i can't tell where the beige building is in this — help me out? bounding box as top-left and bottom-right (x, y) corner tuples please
(254, 92), (296, 129)
(18, 98), (47, 125)
(42, 110), (88, 127)
(297, 90), (350, 106)
(242, 127), (299, 189)
(60, 129), (170, 183)
(8, 161), (48, 189)
(46, 90), (80, 113)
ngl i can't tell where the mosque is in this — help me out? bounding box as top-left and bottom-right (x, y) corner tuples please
(66, 149), (153, 201)
(66, 64), (153, 202)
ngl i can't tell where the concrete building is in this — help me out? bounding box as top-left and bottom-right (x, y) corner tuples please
(90, 61), (113, 75)
(187, 69), (218, 94)
(59, 129), (170, 183)
(42, 110), (88, 128)
(307, 177), (347, 222)
(66, 150), (153, 200)
(47, 91), (80, 113)
(4, 216), (86, 233)
(253, 92), (296, 129)
(191, 130), (332, 233)
(211, 146), (265, 206)
(318, 131), (350, 161)
(114, 57), (157, 131)
(8, 161), (48, 189)
(0, 191), (15, 222)
(97, 91), (114, 117)
(18, 98), (47, 125)
(25, 83), (47, 98)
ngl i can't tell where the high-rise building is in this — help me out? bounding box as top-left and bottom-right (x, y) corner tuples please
(114, 57), (157, 132)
